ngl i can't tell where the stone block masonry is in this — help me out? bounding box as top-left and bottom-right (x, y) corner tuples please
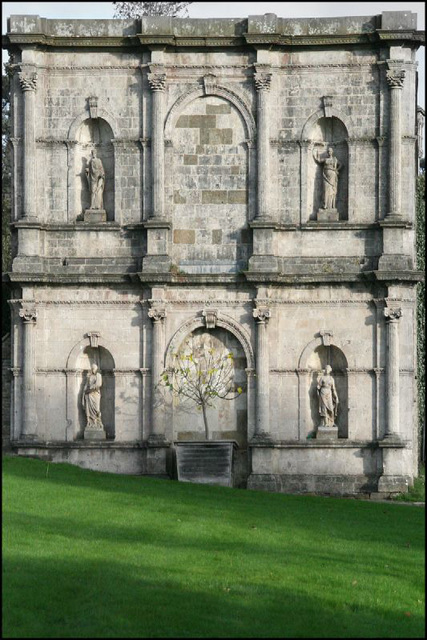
(2, 11), (423, 494)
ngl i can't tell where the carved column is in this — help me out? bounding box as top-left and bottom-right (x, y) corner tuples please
(148, 307), (167, 441)
(18, 68), (38, 219)
(18, 304), (38, 438)
(148, 68), (166, 219)
(385, 62), (405, 218)
(383, 307), (402, 439)
(254, 67), (272, 220)
(252, 306), (271, 439)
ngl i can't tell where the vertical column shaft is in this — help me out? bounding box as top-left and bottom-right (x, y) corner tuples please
(386, 64), (405, 218)
(148, 307), (166, 438)
(148, 71), (166, 219)
(384, 307), (402, 438)
(18, 305), (38, 438)
(19, 70), (38, 219)
(254, 70), (272, 220)
(253, 307), (271, 437)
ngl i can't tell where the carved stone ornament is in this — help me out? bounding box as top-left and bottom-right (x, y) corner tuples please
(148, 307), (167, 322)
(254, 72), (272, 92)
(384, 307), (402, 322)
(18, 71), (38, 92)
(86, 331), (101, 348)
(19, 306), (37, 323)
(253, 306), (271, 323)
(88, 96), (98, 119)
(203, 73), (217, 94)
(322, 95), (334, 118)
(148, 73), (167, 92)
(319, 329), (333, 346)
(386, 69), (405, 89)
(202, 309), (218, 329)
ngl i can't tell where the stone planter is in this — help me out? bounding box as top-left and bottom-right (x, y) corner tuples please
(175, 440), (238, 487)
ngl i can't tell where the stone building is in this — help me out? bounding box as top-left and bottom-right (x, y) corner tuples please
(2, 11), (424, 494)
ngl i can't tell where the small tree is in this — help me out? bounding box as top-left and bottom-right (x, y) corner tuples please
(113, 2), (193, 18)
(161, 340), (243, 440)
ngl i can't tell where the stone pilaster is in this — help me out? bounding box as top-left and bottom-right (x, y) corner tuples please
(385, 62), (405, 219)
(252, 306), (271, 440)
(383, 306), (402, 440)
(18, 304), (38, 439)
(18, 68), (38, 220)
(147, 306), (168, 442)
(254, 66), (272, 220)
(148, 67), (166, 220)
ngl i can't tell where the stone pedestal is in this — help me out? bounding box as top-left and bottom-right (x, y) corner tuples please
(84, 209), (107, 222)
(317, 208), (339, 221)
(316, 426), (338, 440)
(175, 440), (237, 487)
(84, 428), (106, 440)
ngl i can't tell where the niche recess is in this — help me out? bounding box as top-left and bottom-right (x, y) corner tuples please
(76, 345), (115, 439)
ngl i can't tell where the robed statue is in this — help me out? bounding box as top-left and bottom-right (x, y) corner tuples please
(82, 363), (104, 430)
(317, 365), (339, 428)
(313, 146), (342, 211)
(86, 149), (105, 210)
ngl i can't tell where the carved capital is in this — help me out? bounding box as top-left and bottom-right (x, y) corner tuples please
(88, 96), (98, 119)
(384, 307), (402, 322)
(18, 71), (38, 92)
(202, 309), (218, 329)
(253, 306), (271, 323)
(86, 331), (101, 348)
(319, 329), (333, 346)
(148, 307), (167, 323)
(254, 72), (272, 92)
(203, 73), (217, 95)
(386, 68), (405, 89)
(19, 306), (37, 323)
(148, 73), (167, 92)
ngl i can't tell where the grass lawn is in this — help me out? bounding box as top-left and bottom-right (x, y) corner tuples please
(2, 456), (425, 638)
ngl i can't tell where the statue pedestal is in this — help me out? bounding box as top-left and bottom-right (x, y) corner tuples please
(317, 208), (339, 222)
(84, 428), (106, 440)
(316, 425), (338, 440)
(84, 209), (106, 223)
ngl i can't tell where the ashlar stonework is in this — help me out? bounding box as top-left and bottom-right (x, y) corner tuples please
(2, 11), (425, 494)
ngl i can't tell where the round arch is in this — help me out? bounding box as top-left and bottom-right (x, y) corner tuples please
(300, 108), (353, 141)
(298, 335), (351, 370)
(164, 84), (256, 141)
(165, 312), (255, 370)
(66, 335), (116, 370)
(67, 108), (119, 141)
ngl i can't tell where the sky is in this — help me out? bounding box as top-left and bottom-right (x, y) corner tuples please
(2, 1), (425, 112)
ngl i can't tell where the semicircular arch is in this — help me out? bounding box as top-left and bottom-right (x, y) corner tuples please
(68, 109), (119, 141)
(300, 109), (352, 141)
(298, 335), (350, 370)
(66, 336), (116, 369)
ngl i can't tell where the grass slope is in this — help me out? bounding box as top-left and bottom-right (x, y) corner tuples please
(2, 456), (425, 638)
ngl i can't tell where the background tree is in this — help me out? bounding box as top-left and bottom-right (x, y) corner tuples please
(113, 2), (193, 18)
(416, 166), (425, 462)
(161, 339), (243, 440)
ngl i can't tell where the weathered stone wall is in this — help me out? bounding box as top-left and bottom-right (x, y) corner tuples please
(2, 334), (12, 450)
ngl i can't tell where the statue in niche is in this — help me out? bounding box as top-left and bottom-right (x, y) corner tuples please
(82, 363), (105, 433)
(317, 365), (339, 428)
(85, 149), (106, 220)
(313, 146), (342, 219)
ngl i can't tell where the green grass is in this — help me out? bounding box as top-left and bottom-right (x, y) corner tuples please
(2, 456), (425, 638)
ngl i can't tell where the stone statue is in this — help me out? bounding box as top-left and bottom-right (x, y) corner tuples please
(317, 365), (339, 428)
(82, 363), (104, 430)
(313, 146), (342, 211)
(85, 149), (105, 210)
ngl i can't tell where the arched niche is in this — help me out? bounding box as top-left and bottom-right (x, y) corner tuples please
(74, 118), (115, 220)
(303, 115), (349, 221)
(65, 337), (116, 441)
(165, 89), (254, 273)
(306, 345), (348, 438)
(298, 337), (349, 439)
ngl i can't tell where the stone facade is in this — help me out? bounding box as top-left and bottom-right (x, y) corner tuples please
(2, 11), (424, 494)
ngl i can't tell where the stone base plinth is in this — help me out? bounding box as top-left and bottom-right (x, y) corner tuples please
(175, 440), (237, 487)
(317, 208), (339, 221)
(377, 474), (410, 493)
(84, 209), (107, 222)
(84, 428), (106, 440)
(247, 473), (379, 495)
(316, 426), (338, 440)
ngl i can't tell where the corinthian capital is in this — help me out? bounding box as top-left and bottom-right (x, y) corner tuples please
(148, 73), (167, 92)
(148, 307), (167, 323)
(18, 71), (38, 92)
(19, 305), (37, 323)
(254, 72), (272, 93)
(253, 306), (271, 323)
(384, 307), (402, 322)
(385, 61), (406, 89)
